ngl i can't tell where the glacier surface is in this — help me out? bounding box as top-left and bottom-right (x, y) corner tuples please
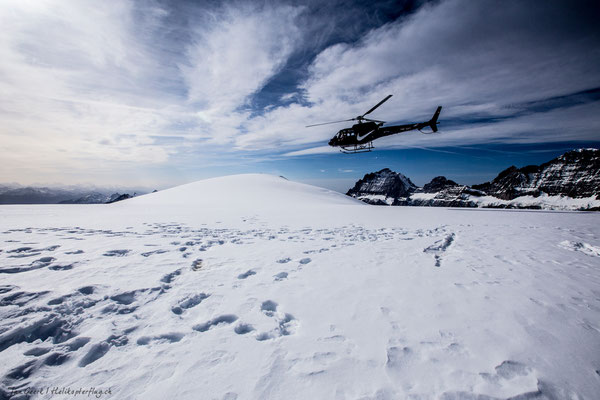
(0, 174), (599, 399)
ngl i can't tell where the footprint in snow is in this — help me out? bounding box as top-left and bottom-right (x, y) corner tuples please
(161, 269), (182, 284)
(137, 333), (184, 345)
(0, 257), (56, 274)
(110, 291), (137, 305)
(171, 293), (210, 315)
(65, 250), (84, 255)
(191, 259), (203, 271)
(78, 286), (95, 295)
(237, 270), (256, 279)
(234, 323), (255, 335)
(193, 315), (239, 332)
(103, 249), (130, 257)
(256, 300), (298, 340)
(261, 300), (278, 316)
(273, 272), (288, 281)
(423, 233), (455, 267)
(48, 263), (75, 271)
(141, 249), (168, 257)
(78, 343), (110, 367)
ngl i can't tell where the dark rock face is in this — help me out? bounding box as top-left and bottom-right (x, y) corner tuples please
(422, 176), (459, 193)
(59, 192), (112, 204)
(407, 185), (485, 208)
(106, 194), (132, 204)
(346, 168), (417, 205)
(473, 149), (600, 200)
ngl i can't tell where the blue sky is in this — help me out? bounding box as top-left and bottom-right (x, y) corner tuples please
(0, 0), (599, 192)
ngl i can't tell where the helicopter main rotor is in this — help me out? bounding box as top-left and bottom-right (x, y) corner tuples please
(305, 94), (392, 128)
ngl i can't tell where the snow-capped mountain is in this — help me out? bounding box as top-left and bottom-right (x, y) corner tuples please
(421, 176), (459, 192)
(473, 148), (600, 199)
(1, 174), (599, 399)
(104, 193), (134, 204)
(0, 186), (143, 204)
(348, 148), (600, 210)
(0, 186), (79, 205)
(59, 192), (120, 204)
(408, 180), (485, 208)
(346, 168), (417, 205)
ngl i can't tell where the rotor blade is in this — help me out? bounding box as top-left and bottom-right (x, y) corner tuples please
(362, 94), (393, 117)
(305, 118), (354, 128)
(362, 118), (386, 124)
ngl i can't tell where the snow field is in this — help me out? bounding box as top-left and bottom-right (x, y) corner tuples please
(0, 175), (599, 399)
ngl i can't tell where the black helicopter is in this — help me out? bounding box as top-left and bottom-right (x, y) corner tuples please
(306, 95), (442, 153)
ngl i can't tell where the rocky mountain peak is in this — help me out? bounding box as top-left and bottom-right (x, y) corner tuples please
(422, 176), (459, 193)
(346, 148), (599, 209)
(346, 169), (417, 205)
(473, 148), (599, 199)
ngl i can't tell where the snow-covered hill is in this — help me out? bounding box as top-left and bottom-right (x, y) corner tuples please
(1, 174), (599, 399)
(125, 174), (361, 209)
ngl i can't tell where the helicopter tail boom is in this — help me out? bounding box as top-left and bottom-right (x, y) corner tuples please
(429, 106), (442, 132)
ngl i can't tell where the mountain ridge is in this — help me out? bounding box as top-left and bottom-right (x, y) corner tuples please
(0, 186), (144, 204)
(347, 148), (600, 210)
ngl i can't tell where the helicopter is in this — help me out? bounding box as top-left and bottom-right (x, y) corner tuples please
(306, 95), (442, 153)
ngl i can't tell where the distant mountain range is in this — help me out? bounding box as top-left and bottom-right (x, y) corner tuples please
(59, 192), (137, 204)
(0, 185), (145, 205)
(347, 148), (600, 211)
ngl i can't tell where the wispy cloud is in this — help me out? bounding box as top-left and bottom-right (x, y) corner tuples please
(0, 0), (185, 183)
(0, 0), (598, 185)
(180, 4), (304, 142)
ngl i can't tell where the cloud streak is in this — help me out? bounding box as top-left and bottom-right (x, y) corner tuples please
(0, 0), (598, 184)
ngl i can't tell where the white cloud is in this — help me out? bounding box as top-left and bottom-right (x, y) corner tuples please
(239, 0), (600, 150)
(179, 4), (303, 142)
(0, 1), (306, 184)
(0, 0), (184, 181)
(0, 0), (598, 185)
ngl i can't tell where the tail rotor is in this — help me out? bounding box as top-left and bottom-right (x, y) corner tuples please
(430, 106), (442, 132)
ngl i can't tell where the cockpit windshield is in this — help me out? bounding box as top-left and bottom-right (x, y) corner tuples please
(337, 129), (354, 138)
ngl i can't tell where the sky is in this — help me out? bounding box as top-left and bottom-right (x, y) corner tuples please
(1, 0), (599, 192)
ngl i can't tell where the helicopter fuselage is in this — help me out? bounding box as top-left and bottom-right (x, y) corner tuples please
(328, 121), (430, 147)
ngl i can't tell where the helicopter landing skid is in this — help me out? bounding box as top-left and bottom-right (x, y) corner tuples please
(340, 142), (374, 154)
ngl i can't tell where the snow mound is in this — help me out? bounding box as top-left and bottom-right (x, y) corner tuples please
(120, 174), (362, 208)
